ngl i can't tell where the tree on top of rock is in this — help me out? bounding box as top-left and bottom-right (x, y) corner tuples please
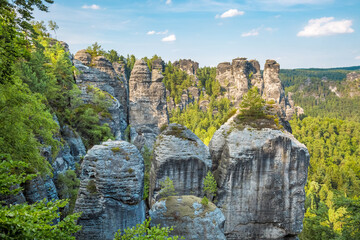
(238, 86), (266, 119)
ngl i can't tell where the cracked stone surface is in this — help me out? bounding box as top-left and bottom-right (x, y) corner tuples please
(74, 140), (145, 240)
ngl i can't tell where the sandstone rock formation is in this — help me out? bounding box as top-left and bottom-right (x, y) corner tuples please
(345, 71), (360, 97)
(150, 195), (226, 240)
(216, 58), (264, 106)
(209, 117), (310, 240)
(74, 50), (128, 140)
(129, 59), (168, 151)
(173, 59), (199, 76)
(149, 124), (212, 206)
(74, 140), (145, 240)
(216, 58), (294, 132)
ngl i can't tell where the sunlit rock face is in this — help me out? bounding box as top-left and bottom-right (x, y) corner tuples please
(73, 50), (128, 140)
(209, 118), (310, 240)
(149, 124), (212, 206)
(74, 140), (145, 240)
(150, 195), (226, 240)
(128, 59), (168, 151)
(216, 58), (294, 132)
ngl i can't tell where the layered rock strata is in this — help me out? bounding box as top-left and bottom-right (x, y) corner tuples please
(150, 195), (226, 240)
(216, 58), (293, 132)
(173, 59), (199, 76)
(74, 140), (145, 240)
(129, 59), (168, 151)
(149, 124), (212, 206)
(209, 117), (310, 240)
(74, 50), (128, 140)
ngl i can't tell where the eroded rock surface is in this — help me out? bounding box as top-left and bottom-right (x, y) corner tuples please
(209, 118), (310, 240)
(129, 59), (168, 151)
(173, 59), (199, 76)
(149, 124), (211, 206)
(150, 195), (226, 240)
(74, 50), (128, 139)
(74, 140), (145, 240)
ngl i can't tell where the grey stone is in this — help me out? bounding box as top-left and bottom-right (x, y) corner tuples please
(173, 59), (199, 76)
(74, 140), (145, 240)
(129, 59), (168, 151)
(150, 195), (226, 240)
(149, 124), (212, 206)
(209, 118), (310, 240)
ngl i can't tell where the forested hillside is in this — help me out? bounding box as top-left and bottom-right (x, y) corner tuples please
(278, 68), (360, 239)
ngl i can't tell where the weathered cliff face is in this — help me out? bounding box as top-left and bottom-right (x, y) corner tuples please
(129, 59), (168, 151)
(209, 118), (310, 240)
(216, 58), (293, 132)
(173, 59), (199, 76)
(150, 195), (226, 240)
(74, 50), (128, 140)
(345, 71), (360, 97)
(216, 58), (264, 106)
(74, 140), (145, 240)
(149, 124), (212, 206)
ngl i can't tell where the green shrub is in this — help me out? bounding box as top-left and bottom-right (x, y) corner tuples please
(111, 147), (121, 153)
(114, 217), (183, 240)
(203, 171), (217, 201)
(201, 196), (209, 207)
(159, 177), (177, 199)
(56, 170), (80, 216)
(86, 179), (97, 194)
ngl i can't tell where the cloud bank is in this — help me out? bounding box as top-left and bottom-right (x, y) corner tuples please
(297, 17), (354, 37)
(216, 9), (244, 18)
(162, 34), (176, 42)
(82, 4), (100, 10)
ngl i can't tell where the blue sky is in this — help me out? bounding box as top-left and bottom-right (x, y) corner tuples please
(34, 0), (360, 69)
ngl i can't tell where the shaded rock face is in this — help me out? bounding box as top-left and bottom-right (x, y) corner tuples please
(74, 140), (145, 240)
(216, 58), (293, 132)
(345, 71), (360, 97)
(150, 195), (226, 240)
(173, 59), (199, 76)
(149, 124), (211, 206)
(74, 51), (128, 139)
(209, 119), (310, 240)
(129, 59), (168, 151)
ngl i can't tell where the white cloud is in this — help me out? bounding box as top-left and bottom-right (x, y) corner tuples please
(162, 34), (176, 42)
(147, 30), (168, 35)
(297, 17), (354, 37)
(356, 56), (360, 60)
(166, 0), (172, 5)
(82, 4), (100, 10)
(216, 9), (244, 19)
(242, 29), (259, 37)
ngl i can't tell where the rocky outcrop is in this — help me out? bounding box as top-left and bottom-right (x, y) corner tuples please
(345, 71), (360, 97)
(150, 195), (226, 240)
(209, 118), (310, 240)
(74, 52), (128, 139)
(216, 58), (293, 132)
(216, 58), (264, 106)
(74, 140), (145, 240)
(173, 59), (199, 76)
(149, 124), (211, 206)
(129, 59), (168, 151)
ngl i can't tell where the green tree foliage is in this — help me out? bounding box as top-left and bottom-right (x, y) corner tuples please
(196, 67), (221, 96)
(0, 157), (81, 239)
(201, 196), (209, 207)
(143, 55), (160, 71)
(86, 42), (105, 59)
(163, 62), (194, 104)
(238, 86), (265, 119)
(114, 218), (182, 240)
(170, 97), (234, 145)
(142, 146), (153, 200)
(203, 171), (217, 201)
(48, 20), (58, 38)
(56, 170), (80, 216)
(159, 177), (177, 199)
(291, 117), (360, 239)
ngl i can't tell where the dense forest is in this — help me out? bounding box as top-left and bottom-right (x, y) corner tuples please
(1, 0), (360, 239)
